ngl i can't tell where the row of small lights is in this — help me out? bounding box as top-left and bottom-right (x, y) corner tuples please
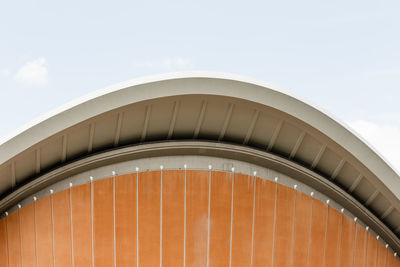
(3, 164), (397, 257)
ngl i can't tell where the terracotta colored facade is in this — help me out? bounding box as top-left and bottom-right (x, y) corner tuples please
(0, 170), (398, 267)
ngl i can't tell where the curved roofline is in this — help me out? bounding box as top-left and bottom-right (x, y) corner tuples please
(0, 72), (294, 147)
(0, 71), (399, 197)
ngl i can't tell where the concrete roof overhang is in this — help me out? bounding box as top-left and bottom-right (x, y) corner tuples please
(0, 72), (399, 249)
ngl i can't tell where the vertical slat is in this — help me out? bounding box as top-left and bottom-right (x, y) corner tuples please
(0, 219), (8, 267)
(7, 212), (21, 267)
(93, 179), (114, 267)
(207, 169), (211, 267)
(253, 179), (276, 267)
(387, 250), (396, 267)
(376, 242), (388, 267)
(183, 168), (187, 267)
(53, 189), (72, 267)
(69, 187), (74, 267)
(160, 169), (163, 267)
(138, 171), (161, 267)
(185, 170), (208, 267)
(396, 256), (400, 267)
(339, 216), (356, 267)
(136, 171), (139, 267)
(273, 184), (295, 267)
(36, 197), (53, 267)
(115, 174), (137, 266)
(308, 200), (327, 267)
(20, 205), (36, 267)
(162, 170), (185, 267)
(353, 224), (367, 267)
(90, 179), (94, 267)
(231, 174), (254, 267)
(365, 232), (378, 267)
(209, 171), (232, 267)
(229, 171), (234, 267)
(291, 192), (313, 267)
(71, 183), (92, 267)
(325, 206), (342, 267)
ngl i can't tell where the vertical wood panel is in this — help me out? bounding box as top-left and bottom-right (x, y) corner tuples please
(365, 232), (378, 267)
(325, 207), (342, 267)
(138, 171), (161, 267)
(0, 219), (8, 267)
(115, 173), (137, 267)
(273, 184), (295, 267)
(376, 242), (387, 267)
(162, 170), (185, 267)
(231, 174), (254, 267)
(339, 216), (356, 267)
(71, 183), (92, 267)
(53, 190), (72, 267)
(3, 169), (400, 267)
(7, 212), (20, 267)
(93, 178), (114, 267)
(185, 170), (208, 267)
(354, 224), (367, 267)
(253, 179), (275, 267)
(209, 171), (232, 267)
(36, 196), (53, 267)
(20, 205), (36, 267)
(308, 200), (327, 267)
(292, 192), (313, 267)
(387, 251), (396, 267)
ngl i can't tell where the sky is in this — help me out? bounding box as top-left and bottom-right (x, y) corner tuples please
(0, 0), (399, 172)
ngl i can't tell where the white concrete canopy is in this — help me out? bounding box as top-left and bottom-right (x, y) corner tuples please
(0, 71), (399, 247)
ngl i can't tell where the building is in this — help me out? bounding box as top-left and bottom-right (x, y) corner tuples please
(0, 72), (399, 267)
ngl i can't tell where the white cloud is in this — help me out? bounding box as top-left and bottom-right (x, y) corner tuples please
(348, 120), (400, 173)
(135, 57), (194, 71)
(14, 57), (48, 86)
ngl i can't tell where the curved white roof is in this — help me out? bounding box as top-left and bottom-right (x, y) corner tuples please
(0, 71), (399, 244)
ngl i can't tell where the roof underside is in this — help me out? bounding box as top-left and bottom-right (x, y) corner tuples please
(0, 72), (399, 240)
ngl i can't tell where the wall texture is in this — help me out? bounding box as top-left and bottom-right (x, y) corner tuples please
(0, 170), (398, 267)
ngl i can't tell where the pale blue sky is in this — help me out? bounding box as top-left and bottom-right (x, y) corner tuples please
(0, 0), (399, 170)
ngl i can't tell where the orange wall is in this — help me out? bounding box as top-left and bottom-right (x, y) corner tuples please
(0, 170), (398, 267)
(115, 173), (137, 266)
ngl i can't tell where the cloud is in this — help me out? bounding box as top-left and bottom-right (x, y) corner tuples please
(347, 120), (400, 173)
(135, 57), (194, 71)
(14, 57), (48, 86)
